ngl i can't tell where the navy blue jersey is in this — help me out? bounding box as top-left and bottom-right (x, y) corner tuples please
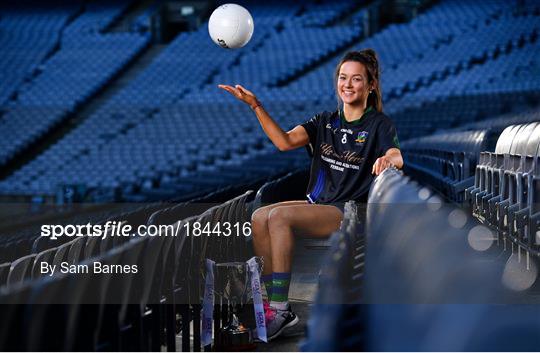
(301, 108), (400, 204)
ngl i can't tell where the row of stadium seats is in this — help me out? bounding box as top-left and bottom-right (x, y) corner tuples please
(392, 91), (539, 141)
(451, 106), (540, 132)
(280, 0), (536, 102)
(0, 152), (307, 261)
(0, 2), (81, 104)
(2, 0), (539, 205)
(15, 33), (148, 108)
(297, 0), (358, 27)
(402, 129), (498, 201)
(402, 119), (540, 206)
(61, 0), (133, 39)
(277, 0), (540, 138)
(209, 25), (362, 88)
(467, 122), (540, 257)
(389, 38), (540, 112)
(364, 168), (539, 351)
(1, 0), (336, 200)
(0, 190), (253, 351)
(0, 0), (150, 171)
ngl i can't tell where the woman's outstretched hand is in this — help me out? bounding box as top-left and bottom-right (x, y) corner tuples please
(218, 84), (260, 109)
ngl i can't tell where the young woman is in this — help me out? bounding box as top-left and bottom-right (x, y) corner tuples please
(219, 49), (403, 340)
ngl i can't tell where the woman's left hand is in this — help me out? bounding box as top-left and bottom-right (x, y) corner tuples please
(372, 156), (394, 175)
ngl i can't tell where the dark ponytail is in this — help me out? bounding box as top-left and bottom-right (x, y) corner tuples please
(334, 49), (383, 112)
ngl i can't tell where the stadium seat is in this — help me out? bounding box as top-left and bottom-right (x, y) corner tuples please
(0, 262), (11, 287)
(251, 169), (310, 212)
(137, 235), (166, 351)
(6, 254), (36, 288)
(402, 128), (498, 201)
(66, 236), (87, 264)
(31, 235), (50, 254)
(84, 234), (101, 260)
(31, 247), (57, 279)
(52, 240), (73, 267)
(24, 273), (71, 351)
(101, 237), (146, 351)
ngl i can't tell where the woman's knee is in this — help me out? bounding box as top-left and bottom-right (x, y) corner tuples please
(251, 206), (271, 235)
(267, 207), (291, 234)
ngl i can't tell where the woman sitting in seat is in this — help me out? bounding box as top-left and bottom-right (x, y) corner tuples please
(219, 49), (403, 341)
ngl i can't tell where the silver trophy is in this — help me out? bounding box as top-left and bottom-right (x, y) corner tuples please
(214, 261), (256, 350)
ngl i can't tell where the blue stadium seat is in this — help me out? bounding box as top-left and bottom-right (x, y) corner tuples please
(402, 129), (498, 201)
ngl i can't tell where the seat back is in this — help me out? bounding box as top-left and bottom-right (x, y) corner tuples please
(252, 169), (309, 212)
(84, 234), (101, 260)
(113, 238), (146, 323)
(7, 254), (37, 288)
(31, 236), (50, 253)
(0, 262), (11, 287)
(139, 236), (164, 305)
(32, 247), (57, 279)
(525, 124), (540, 157)
(495, 125), (519, 154)
(67, 236), (86, 265)
(510, 123), (538, 155)
(52, 240), (74, 267)
(24, 273), (71, 351)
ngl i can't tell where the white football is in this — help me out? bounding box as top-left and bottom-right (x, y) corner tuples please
(208, 3), (254, 49)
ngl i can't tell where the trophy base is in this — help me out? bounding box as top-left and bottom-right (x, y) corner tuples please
(215, 325), (257, 351)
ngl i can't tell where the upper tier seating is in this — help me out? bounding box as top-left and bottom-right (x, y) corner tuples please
(0, 1), (149, 171)
(0, 2), (81, 105)
(1, 0), (539, 204)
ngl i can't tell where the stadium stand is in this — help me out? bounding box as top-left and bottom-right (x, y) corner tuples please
(0, 2), (81, 105)
(279, 0), (540, 139)
(0, 1), (150, 179)
(450, 107), (540, 132)
(0, 189), (254, 351)
(364, 168), (539, 351)
(2, 0), (539, 203)
(401, 129), (499, 202)
(0, 0), (539, 351)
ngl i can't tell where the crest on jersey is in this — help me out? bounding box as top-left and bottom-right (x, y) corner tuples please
(355, 131), (368, 144)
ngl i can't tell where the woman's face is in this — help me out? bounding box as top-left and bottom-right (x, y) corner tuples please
(337, 61), (371, 106)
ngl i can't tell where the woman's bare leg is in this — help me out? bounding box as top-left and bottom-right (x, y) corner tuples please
(267, 204), (343, 273)
(250, 201), (308, 276)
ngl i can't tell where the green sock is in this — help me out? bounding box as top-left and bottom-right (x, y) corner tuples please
(261, 273), (273, 299)
(270, 272), (291, 310)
